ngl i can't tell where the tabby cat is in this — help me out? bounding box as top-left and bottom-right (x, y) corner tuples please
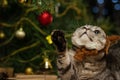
(51, 25), (120, 80)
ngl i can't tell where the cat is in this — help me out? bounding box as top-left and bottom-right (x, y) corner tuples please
(51, 25), (120, 80)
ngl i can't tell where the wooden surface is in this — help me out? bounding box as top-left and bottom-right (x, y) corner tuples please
(0, 67), (14, 77)
(8, 74), (58, 80)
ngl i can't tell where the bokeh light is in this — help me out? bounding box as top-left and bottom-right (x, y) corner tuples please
(112, 0), (118, 3)
(114, 3), (120, 10)
(102, 8), (108, 15)
(92, 6), (99, 13)
(97, 0), (104, 4)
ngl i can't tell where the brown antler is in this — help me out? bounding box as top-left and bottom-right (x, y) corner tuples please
(74, 35), (120, 62)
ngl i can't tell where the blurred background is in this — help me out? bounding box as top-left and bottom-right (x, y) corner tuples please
(0, 0), (120, 74)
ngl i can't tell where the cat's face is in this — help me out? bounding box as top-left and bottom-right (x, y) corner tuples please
(72, 25), (107, 50)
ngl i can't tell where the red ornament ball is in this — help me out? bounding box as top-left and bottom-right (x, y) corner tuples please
(38, 11), (53, 26)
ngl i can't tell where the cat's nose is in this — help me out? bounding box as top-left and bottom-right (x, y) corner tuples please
(83, 26), (90, 30)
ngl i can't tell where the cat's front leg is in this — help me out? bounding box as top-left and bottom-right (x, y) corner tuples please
(51, 30), (70, 66)
(51, 30), (66, 53)
(51, 30), (73, 80)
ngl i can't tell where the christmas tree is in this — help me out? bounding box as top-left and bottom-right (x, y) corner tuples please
(0, 0), (119, 74)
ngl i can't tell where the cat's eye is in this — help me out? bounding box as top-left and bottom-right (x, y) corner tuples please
(94, 30), (100, 34)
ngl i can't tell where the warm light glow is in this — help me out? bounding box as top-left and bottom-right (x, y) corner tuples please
(45, 59), (49, 69)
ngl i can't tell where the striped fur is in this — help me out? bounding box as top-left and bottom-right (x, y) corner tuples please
(51, 25), (120, 80)
(56, 49), (120, 80)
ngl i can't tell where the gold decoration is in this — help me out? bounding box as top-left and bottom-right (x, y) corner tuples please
(18, 0), (33, 4)
(46, 35), (52, 44)
(18, 0), (26, 3)
(55, 0), (81, 19)
(1, 0), (8, 7)
(44, 57), (52, 69)
(15, 27), (26, 39)
(56, 5), (81, 18)
(0, 41), (40, 61)
(37, 0), (42, 5)
(0, 31), (5, 39)
(25, 67), (33, 75)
